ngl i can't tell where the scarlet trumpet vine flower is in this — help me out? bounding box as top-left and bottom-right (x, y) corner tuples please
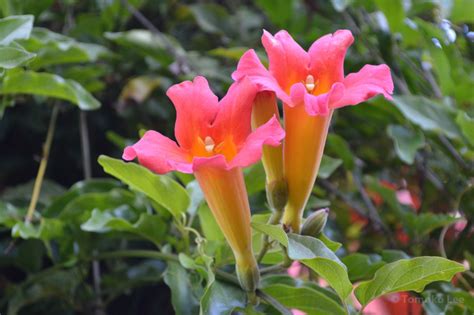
(122, 76), (285, 292)
(233, 30), (393, 232)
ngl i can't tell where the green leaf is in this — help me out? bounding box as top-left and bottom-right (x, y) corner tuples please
(189, 4), (230, 34)
(119, 75), (162, 103)
(318, 155), (343, 179)
(380, 249), (410, 263)
(326, 134), (355, 170)
(403, 212), (457, 238)
(19, 27), (109, 69)
(164, 262), (200, 315)
(1, 70), (101, 110)
(355, 257), (466, 306)
(0, 15), (34, 45)
(255, 0), (294, 27)
(252, 224), (352, 300)
(251, 221), (288, 246)
(330, 0), (353, 12)
(11, 218), (64, 241)
(287, 234), (353, 301)
(342, 253), (386, 282)
(104, 29), (182, 65)
(450, 0), (474, 23)
(262, 284), (346, 315)
(244, 162), (266, 195)
(200, 280), (246, 315)
(456, 112), (474, 147)
(387, 125), (425, 164)
(0, 46), (35, 69)
(373, 0), (405, 32)
(208, 47), (247, 61)
(198, 203), (224, 241)
(318, 233), (342, 252)
(186, 180), (204, 216)
(392, 95), (461, 139)
(81, 209), (166, 245)
(98, 155), (190, 219)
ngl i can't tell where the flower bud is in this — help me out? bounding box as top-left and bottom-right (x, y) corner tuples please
(236, 257), (260, 292)
(266, 178), (288, 212)
(301, 208), (329, 237)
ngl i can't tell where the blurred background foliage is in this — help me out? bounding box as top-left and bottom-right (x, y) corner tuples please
(0, 0), (473, 314)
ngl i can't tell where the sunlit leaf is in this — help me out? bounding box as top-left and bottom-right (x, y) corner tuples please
(0, 46), (35, 69)
(355, 257), (465, 306)
(98, 155), (190, 218)
(1, 70), (101, 110)
(0, 15), (34, 45)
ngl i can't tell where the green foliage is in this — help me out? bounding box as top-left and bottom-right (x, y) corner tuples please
(98, 155), (190, 218)
(1, 0), (472, 314)
(355, 257), (466, 306)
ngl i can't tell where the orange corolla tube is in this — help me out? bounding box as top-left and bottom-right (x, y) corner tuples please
(283, 106), (332, 231)
(234, 30), (394, 233)
(123, 76), (285, 291)
(251, 92), (287, 212)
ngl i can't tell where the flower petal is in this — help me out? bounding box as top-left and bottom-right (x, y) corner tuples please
(333, 64), (394, 108)
(229, 115), (285, 169)
(123, 130), (192, 174)
(192, 155), (228, 171)
(304, 82), (345, 116)
(262, 30), (309, 91)
(289, 82), (345, 115)
(166, 76), (219, 149)
(308, 30), (354, 89)
(232, 49), (292, 104)
(212, 77), (257, 146)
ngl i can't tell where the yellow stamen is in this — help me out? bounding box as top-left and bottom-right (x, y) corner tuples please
(305, 74), (316, 92)
(204, 136), (215, 152)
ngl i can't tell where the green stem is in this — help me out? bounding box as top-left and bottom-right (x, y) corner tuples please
(256, 210), (283, 263)
(25, 104), (60, 222)
(94, 250), (179, 262)
(256, 290), (292, 315)
(260, 263), (285, 274)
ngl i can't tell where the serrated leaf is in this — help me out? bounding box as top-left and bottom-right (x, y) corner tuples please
(355, 257), (466, 306)
(98, 155), (190, 218)
(1, 70), (100, 110)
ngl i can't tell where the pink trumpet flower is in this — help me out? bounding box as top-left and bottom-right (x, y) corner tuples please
(123, 76), (285, 292)
(233, 30), (394, 232)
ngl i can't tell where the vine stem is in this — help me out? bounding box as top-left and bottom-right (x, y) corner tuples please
(80, 111), (92, 179)
(25, 104), (60, 222)
(256, 210), (283, 263)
